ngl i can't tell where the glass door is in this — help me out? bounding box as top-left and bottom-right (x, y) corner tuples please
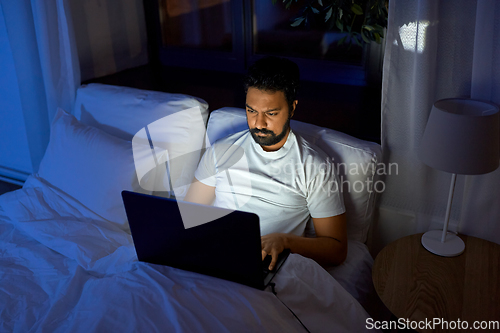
(155, 0), (245, 73)
(149, 0), (383, 85)
(244, 0), (369, 85)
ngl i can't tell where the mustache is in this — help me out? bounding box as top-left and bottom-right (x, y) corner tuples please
(250, 128), (274, 135)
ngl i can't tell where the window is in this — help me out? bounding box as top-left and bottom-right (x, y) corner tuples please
(146, 0), (384, 85)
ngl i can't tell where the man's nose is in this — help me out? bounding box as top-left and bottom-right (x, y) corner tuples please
(254, 113), (267, 129)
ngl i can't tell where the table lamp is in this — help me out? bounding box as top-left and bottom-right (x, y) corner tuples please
(418, 98), (499, 257)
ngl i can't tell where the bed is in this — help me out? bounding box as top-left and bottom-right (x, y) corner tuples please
(0, 84), (382, 332)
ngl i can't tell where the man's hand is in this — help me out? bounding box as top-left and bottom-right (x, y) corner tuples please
(261, 233), (288, 271)
(261, 213), (348, 269)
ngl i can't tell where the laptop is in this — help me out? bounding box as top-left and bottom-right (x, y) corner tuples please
(121, 190), (290, 290)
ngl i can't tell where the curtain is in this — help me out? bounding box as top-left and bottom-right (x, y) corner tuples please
(371, 0), (500, 253)
(1, 0), (147, 177)
(0, 0), (79, 172)
(69, 0), (148, 82)
(31, 0), (81, 122)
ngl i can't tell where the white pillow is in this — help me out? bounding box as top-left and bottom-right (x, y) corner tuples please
(206, 107), (382, 243)
(73, 83), (210, 199)
(73, 83), (209, 141)
(38, 108), (147, 227)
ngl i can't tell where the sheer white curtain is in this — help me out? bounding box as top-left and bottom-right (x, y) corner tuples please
(31, 0), (81, 121)
(31, 0), (149, 119)
(371, 0), (500, 253)
(69, 0), (148, 82)
(0, 0), (80, 173)
(1, 0), (147, 177)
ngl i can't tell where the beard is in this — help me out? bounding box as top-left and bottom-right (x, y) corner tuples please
(249, 118), (290, 147)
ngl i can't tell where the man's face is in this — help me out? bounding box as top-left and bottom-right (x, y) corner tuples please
(246, 87), (297, 152)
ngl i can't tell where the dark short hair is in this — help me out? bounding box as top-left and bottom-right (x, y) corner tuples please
(243, 56), (300, 114)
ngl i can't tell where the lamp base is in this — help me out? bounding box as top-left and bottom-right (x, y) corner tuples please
(421, 230), (465, 257)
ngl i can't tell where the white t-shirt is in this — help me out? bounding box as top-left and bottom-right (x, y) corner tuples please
(194, 129), (345, 236)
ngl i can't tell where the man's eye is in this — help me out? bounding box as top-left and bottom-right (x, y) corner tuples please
(247, 109), (255, 113)
(267, 113), (277, 116)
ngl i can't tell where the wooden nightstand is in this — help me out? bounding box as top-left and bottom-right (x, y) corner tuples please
(372, 233), (500, 332)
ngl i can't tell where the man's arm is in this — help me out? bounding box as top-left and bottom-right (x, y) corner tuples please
(261, 212), (347, 270)
(183, 177), (216, 205)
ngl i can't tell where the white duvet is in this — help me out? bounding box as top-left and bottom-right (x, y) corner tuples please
(0, 176), (376, 332)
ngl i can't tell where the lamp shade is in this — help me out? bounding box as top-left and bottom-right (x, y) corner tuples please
(419, 98), (500, 175)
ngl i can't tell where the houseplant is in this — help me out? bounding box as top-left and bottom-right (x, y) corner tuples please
(273, 0), (388, 46)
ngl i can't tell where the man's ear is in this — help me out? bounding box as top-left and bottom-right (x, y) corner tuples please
(290, 100), (298, 118)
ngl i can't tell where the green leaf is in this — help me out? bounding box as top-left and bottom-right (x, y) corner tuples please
(337, 35), (347, 46)
(339, 8), (343, 19)
(311, 7), (320, 14)
(351, 4), (363, 15)
(336, 19), (343, 31)
(325, 7), (333, 22)
(361, 30), (371, 43)
(318, 0), (323, 6)
(347, 24), (352, 33)
(291, 17), (305, 27)
(354, 35), (363, 46)
(286, 1), (292, 9)
(326, 15), (335, 30)
(363, 25), (374, 31)
(374, 32), (381, 44)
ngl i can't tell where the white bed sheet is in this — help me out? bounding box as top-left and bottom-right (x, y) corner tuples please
(326, 240), (374, 305)
(0, 175), (378, 332)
